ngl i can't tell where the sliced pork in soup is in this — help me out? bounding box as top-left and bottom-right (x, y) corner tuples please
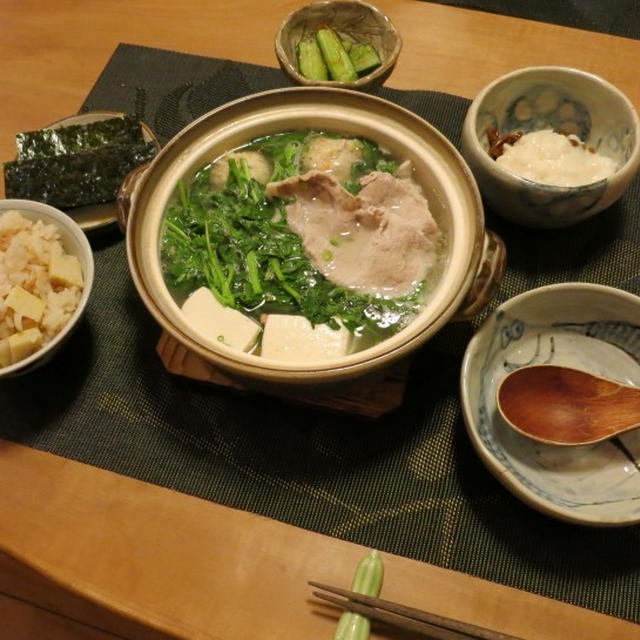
(266, 170), (440, 297)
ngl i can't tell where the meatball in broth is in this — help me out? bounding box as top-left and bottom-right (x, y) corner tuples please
(301, 136), (364, 183)
(210, 150), (272, 189)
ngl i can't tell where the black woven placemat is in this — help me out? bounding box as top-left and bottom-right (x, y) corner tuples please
(2, 44), (640, 624)
(426, 0), (640, 39)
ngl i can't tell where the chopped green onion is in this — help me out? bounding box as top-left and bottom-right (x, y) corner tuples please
(321, 248), (333, 261)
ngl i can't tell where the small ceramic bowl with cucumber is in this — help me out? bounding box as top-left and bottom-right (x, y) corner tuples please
(275, 0), (402, 91)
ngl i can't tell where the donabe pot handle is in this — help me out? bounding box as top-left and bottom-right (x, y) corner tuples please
(454, 230), (506, 321)
(116, 163), (151, 235)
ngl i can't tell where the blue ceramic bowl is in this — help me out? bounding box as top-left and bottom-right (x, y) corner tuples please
(460, 283), (640, 526)
(461, 66), (640, 228)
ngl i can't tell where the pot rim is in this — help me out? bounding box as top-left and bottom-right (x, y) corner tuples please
(126, 86), (486, 382)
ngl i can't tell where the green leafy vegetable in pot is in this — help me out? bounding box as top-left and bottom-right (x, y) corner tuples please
(161, 130), (444, 361)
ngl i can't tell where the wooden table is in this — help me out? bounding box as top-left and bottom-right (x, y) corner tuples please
(1, 2), (639, 638)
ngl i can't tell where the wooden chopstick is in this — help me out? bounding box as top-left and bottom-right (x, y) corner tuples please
(308, 581), (525, 640)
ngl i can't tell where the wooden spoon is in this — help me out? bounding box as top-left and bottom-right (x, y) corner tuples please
(496, 364), (640, 445)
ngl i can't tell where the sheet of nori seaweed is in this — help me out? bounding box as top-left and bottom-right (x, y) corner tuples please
(3, 142), (157, 208)
(16, 116), (145, 160)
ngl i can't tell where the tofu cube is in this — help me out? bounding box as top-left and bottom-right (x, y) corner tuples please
(0, 338), (11, 368)
(5, 285), (46, 322)
(49, 253), (84, 288)
(260, 314), (352, 363)
(181, 287), (261, 352)
(8, 327), (43, 364)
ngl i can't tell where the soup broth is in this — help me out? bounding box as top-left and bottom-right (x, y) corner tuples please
(161, 131), (445, 360)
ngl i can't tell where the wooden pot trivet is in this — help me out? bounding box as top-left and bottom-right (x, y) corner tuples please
(156, 331), (409, 418)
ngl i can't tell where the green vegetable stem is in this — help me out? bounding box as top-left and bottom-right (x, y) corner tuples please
(334, 550), (384, 640)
